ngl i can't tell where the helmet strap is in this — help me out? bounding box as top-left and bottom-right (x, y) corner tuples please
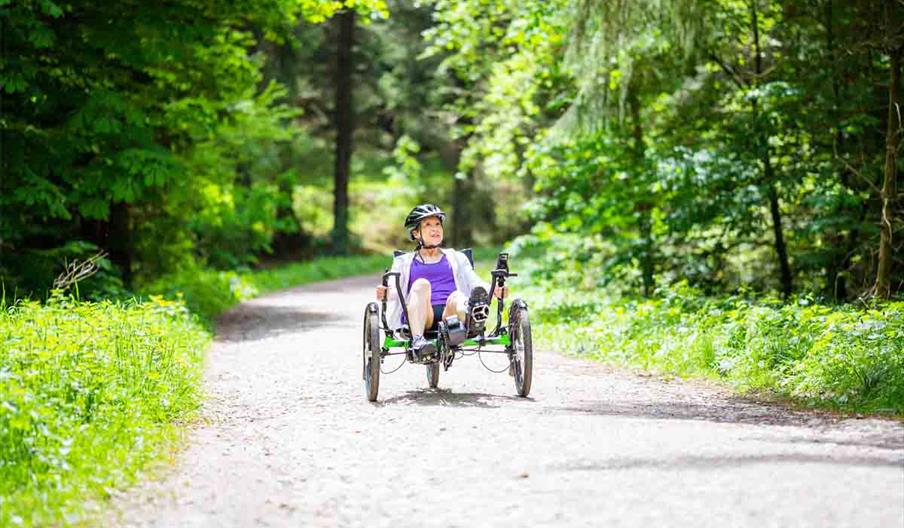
(416, 232), (440, 254)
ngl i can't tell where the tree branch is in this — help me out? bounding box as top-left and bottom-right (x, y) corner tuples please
(708, 52), (747, 89)
(53, 251), (108, 291)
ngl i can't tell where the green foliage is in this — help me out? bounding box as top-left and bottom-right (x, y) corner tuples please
(350, 177), (419, 253)
(521, 277), (904, 414)
(425, 0), (903, 299)
(0, 0), (390, 291)
(0, 296), (209, 526)
(138, 266), (258, 326)
(0, 252), (399, 524)
(383, 135), (424, 187)
(293, 185), (335, 240)
(140, 254), (392, 323)
(0, 242), (128, 301)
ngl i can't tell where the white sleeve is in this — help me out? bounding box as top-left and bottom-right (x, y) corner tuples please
(385, 255), (407, 330)
(460, 253), (490, 294)
(386, 256), (403, 301)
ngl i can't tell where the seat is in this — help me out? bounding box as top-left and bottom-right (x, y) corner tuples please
(389, 248), (473, 342)
(393, 247), (473, 267)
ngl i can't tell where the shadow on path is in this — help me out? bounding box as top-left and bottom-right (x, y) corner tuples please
(554, 452), (904, 472)
(380, 388), (534, 408)
(216, 303), (344, 343)
(555, 400), (904, 450)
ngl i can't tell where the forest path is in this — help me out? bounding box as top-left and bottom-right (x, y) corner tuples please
(112, 274), (904, 527)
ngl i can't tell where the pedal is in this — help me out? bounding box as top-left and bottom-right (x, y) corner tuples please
(466, 287), (490, 337)
(471, 303), (489, 323)
(406, 347), (419, 362)
(409, 336), (436, 362)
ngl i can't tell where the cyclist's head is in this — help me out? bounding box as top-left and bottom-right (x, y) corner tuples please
(405, 203), (446, 243)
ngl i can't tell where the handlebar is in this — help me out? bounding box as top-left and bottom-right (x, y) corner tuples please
(381, 271), (410, 337)
(489, 252), (517, 336)
(379, 251), (517, 338)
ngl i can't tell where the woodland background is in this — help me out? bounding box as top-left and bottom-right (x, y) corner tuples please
(1, 2), (903, 524)
(2, 0), (900, 301)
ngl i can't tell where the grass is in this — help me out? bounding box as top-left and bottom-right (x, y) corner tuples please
(0, 296), (209, 526)
(140, 249), (503, 325)
(1, 252), (402, 526)
(250, 254), (391, 294)
(515, 278), (904, 416)
(138, 254), (392, 324)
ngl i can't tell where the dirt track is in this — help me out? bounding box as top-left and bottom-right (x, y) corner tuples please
(112, 274), (904, 527)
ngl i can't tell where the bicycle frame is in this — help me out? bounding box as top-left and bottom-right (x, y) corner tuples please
(378, 252), (517, 360)
(361, 251), (532, 400)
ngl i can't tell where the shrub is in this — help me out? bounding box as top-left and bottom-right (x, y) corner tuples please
(139, 265), (258, 325)
(523, 280), (904, 415)
(139, 254), (391, 323)
(0, 296), (209, 526)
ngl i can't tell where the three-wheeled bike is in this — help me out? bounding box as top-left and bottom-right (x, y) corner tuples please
(361, 251), (532, 402)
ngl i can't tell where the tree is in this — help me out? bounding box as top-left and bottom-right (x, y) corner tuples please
(419, 0), (902, 299)
(331, 9), (356, 254)
(869, 0), (903, 298)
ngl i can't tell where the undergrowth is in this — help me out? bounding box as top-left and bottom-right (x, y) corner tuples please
(1, 253), (394, 525)
(0, 296), (209, 526)
(518, 281), (904, 416)
(139, 254), (391, 324)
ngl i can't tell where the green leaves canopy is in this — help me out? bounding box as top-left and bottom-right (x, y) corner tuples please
(0, 0), (386, 288)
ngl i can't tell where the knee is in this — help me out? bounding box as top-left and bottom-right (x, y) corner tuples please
(446, 292), (467, 315)
(446, 291), (465, 307)
(411, 278), (431, 294)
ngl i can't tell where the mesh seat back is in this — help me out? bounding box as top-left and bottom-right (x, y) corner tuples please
(392, 248), (473, 266)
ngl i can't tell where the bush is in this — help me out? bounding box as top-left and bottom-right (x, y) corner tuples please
(139, 254), (391, 323)
(522, 280), (904, 415)
(249, 254), (390, 294)
(1, 251), (485, 525)
(139, 265), (258, 325)
(0, 296), (209, 526)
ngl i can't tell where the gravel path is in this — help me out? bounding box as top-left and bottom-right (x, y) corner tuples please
(112, 274), (904, 527)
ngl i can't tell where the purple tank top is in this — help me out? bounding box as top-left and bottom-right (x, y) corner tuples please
(407, 254), (456, 305)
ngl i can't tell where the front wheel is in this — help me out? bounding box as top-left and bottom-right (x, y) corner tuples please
(363, 304), (381, 401)
(509, 302), (532, 397)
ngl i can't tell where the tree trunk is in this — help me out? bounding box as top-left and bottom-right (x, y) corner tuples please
(628, 84), (654, 297)
(766, 182), (792, 297)
(446, 129), (473, 248)
(874, 46), (900, 298)
(751, 0), (793, 298)
(822, 0), (848, 301)
(107, 201), (132, 285)
(451, 174), (474, 248)
(272, 175), (305, 259)
(331, 9), (355, 255)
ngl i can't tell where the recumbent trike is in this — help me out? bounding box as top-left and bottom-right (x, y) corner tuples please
(361, 251), (532, 402)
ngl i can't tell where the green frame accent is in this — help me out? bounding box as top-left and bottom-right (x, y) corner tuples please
(383, 337), (409, 348)
(382, 333), (511, 349)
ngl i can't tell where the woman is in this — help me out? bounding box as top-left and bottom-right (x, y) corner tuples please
(375, 204), (508, 358)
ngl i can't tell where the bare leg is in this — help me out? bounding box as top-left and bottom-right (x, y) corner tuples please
(407, 279), (434, 336)
(443, 291), (468, 321)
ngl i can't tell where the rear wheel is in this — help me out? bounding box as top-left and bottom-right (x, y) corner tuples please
(426, 323), (446, 388)
(426, 362), (440, 388)
(363, 304), (381, 401)
(509, 302), (532, 397)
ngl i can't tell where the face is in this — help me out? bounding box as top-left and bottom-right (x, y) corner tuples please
(414, 216), (443, 246)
